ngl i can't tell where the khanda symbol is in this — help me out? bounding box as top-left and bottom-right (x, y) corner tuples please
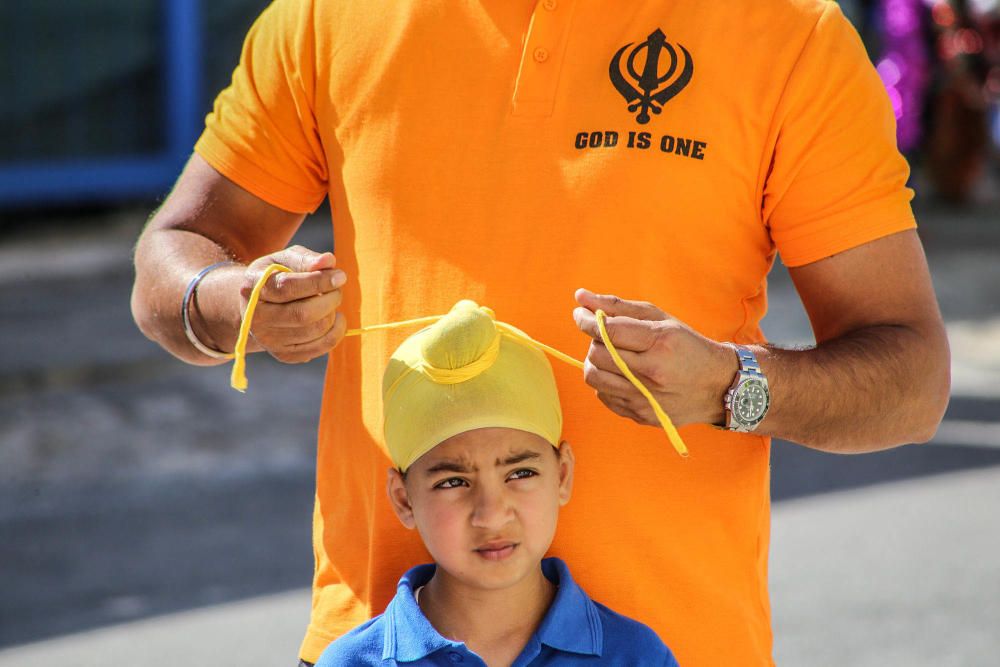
(609, 28), (693, 124)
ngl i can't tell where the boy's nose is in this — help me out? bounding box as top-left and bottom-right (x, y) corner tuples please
(470, 484), (513, 530)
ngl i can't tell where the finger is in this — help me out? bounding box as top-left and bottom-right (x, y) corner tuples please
(573, 308), (660, 352)
(575, 288), (667, 320)
(587, 357), (664, 427)
(267, 246), (337, 273)
(247, 267), (347, 304)
(599, 391), (657, 426)
(595, 391), (648, 425)
(251, 289), (344, 329)
(269, 312), (348, 364)
(586, 342), (659, 388)
(253, 303), (342, 349)
(583, 358), (645, 399)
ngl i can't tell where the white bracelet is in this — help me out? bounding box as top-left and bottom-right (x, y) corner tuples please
(181, 261), (238, 360)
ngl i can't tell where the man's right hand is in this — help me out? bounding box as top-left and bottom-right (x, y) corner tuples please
(132, 154), (342, 367)
(241, 246), (349, 364)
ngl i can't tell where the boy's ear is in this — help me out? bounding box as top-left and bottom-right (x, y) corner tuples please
(386, 468), (417, 529)
(556, 440), (575, 506)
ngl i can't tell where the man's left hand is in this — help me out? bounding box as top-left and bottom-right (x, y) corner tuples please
(572, 289), (736, 428)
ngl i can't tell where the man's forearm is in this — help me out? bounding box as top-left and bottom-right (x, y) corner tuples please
(574, 232), (951, 452)
(750, 322), (951, 453)
(132, 224), (249, 366)
(131, 154), (312, 366)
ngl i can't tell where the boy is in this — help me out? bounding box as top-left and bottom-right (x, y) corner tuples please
(316, 300), (679, 666)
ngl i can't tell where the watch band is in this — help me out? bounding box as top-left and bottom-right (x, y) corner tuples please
(732, 345), (763, 378)
(724, 344), (769, 432)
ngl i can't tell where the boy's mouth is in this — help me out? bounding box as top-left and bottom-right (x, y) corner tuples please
(474, 541), (518, 561)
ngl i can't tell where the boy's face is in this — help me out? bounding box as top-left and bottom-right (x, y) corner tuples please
(387, 427), (574, 593)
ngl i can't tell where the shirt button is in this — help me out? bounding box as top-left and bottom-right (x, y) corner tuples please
(447, 651), (463, 662)
(543, 0), (558, 10)
(533, 47), (549, 63)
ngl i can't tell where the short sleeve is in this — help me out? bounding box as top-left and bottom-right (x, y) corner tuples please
(762, 2), (916, 267)
(195, 0), (328, 213)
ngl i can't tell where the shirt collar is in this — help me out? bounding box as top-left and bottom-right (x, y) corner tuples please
(534, 557), (603, 656)
(382, 563), (462, 662)
(382, 558), (604, 661)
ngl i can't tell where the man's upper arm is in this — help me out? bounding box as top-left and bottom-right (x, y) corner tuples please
(787, 229), (946, 344)
(150, 153), (307, 262)
(194, 0), (328, 214)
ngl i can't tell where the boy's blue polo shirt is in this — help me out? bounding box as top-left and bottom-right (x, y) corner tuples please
(315, 557), (679, 666)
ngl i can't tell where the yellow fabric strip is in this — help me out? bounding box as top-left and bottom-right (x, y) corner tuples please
(595, 309), (688, 457)
(494, 322), (585, 371)
(230, 263), (292, 392)
(345, 316), (443, 337)
(229, 263), (687, 456)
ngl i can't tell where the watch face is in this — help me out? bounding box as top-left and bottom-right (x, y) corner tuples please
(735, 379), (769, 424)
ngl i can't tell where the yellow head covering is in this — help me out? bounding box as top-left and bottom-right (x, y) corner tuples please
(382, 300), (562, 472)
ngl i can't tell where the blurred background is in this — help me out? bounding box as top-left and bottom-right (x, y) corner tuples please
(0, 1), (998, 665)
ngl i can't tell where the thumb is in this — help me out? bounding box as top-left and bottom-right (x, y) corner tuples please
(574, 288), (601, 312)
(574, 289), (667, 321)
(266, 245), (336, 273)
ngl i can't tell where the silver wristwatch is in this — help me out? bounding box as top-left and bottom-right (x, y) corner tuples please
(724, 345), (770, 432)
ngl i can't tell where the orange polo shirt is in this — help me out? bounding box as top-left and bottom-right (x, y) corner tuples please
(195, 0), (916, 664)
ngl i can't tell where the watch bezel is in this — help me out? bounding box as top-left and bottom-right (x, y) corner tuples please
(734, 377), (769, 425)
(725, 374), (770, 431)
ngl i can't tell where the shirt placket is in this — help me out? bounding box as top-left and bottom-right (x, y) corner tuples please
(511, 0), (578, 117)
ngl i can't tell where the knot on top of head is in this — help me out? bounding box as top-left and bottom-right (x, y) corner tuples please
(381, 299), (562, 472)
(418, 300), (500, 384)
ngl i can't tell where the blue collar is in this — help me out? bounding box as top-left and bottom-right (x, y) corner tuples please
(534, 557), (604, 656)
(382, 557), (603, 662)
(382, 563), (459, 662)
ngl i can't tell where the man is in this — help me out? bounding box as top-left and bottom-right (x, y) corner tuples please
(131, 0), (950, 664)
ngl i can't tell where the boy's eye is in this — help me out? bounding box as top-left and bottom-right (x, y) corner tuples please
(508, 468), (538, 481)
(434, 477), (468, 489)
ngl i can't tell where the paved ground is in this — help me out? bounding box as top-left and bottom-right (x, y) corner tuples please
(771, 466), (1000, 667)
(0, 202), (998, 665)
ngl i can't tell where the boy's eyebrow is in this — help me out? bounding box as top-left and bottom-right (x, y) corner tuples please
(423, 460), (473, 475)
(498, 450), (541, 466)
(422, 450), (542, 475)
